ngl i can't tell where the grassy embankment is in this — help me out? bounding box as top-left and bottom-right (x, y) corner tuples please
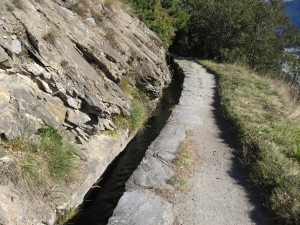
(199, 60), (300, 224)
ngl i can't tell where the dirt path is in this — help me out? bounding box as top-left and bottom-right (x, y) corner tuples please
(108, 58), (268, 225)
(172, 58), (268, 225)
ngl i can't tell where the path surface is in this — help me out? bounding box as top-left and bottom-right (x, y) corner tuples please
(108, 58), (268, 225)
(172, 58), (267, 225)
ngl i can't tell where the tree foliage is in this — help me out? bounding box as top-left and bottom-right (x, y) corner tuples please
(123, 0), (189, 49)
(172, 0), (298, 72)
(125, 0), (298, 72)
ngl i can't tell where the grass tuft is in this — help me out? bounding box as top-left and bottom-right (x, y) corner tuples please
(113, 79), (150, 133)
(118, 78), (134, 97)
(129, 99), (148, 132)
(5, 3), (14, 11)
(168, 175), (188, 191)
(42, 27), (59, 44)
(199, 60), (300, 224)
(0, 127), (76, 187)
(173, 140), (197, 177)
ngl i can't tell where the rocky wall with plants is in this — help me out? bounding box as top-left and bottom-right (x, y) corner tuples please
(0, 0), (171, 224)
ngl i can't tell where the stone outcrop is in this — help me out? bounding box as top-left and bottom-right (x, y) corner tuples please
(0, 0), (170, 224)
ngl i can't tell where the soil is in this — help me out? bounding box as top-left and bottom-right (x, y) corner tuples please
(172, 58), (268, 225)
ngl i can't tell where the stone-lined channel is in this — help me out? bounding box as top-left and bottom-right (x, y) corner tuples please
(68, 60), (183, 225)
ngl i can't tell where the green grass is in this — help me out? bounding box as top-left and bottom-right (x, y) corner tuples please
(115, 79), (150, 133)
(129, 99), (148, 132)
(37, 127), (75, 180)
(118, 78), (134, 97)
(199, 60), (300, 224)
(168, 175), (188, 191)
(5, 3), (14, 11)
(1, 127), (76, 187)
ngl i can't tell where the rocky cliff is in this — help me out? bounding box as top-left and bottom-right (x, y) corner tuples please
(0, 0), (170, 224)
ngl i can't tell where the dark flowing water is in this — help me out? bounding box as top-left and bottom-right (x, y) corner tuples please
(68, 61), (183, 225)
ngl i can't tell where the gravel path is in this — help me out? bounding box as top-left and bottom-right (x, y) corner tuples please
(172, 58), (268, 225)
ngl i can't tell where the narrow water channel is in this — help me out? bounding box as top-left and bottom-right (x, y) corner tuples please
(67, 60), (183, 225)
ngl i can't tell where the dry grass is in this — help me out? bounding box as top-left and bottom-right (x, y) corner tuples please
(168, 139), (197, 191)
(71, 0), (131, 22)
(12, 0), (22, 8)
(154, 188), (176, 203)
(173, 140), (197, 177)
(71, 0), (91, 18)
(55, 207), (79, 225)
(42, 27), (59, 44)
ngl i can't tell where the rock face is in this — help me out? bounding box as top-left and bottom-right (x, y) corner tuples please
(0, 0), (170, 224)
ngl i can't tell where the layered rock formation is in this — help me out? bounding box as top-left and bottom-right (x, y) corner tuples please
(0, 0), (170, 223)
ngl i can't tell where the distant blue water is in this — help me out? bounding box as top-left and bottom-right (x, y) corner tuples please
(285, 0), (300, 29)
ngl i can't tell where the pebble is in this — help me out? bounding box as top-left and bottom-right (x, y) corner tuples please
(11, 35), (17, 40)
(3, 36), (7, 39)
(0, 20), (4, 26)
(86, 17), (96, 24)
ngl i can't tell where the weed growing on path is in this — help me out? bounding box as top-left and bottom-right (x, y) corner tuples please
(169, 175), (188, 191)
(168, 139), (197, 191)
(199, 60), (300, 224)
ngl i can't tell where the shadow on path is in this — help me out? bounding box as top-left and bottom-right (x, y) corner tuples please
(207, 66), (271, 225)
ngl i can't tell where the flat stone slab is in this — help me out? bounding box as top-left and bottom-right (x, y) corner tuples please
(107, 189), (174, 225)
(126, 124), (185, 190)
